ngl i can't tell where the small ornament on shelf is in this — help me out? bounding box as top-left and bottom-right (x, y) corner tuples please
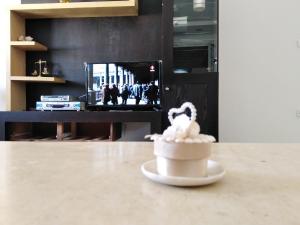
(25, 36), (34, 41)
(32, 59), (50, 77)
(18, 35), (34, 41)
(42, 66), (50, 76)
(59, 0), (71, 3)
(32, 70), (38, 76)
(18, 35), (25, 41)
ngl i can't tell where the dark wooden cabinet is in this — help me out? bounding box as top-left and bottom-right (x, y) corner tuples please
(161, 0), (219, 139)
(163, 73), (218, 139)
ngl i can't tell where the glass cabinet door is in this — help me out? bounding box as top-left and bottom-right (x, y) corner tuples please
(173, 0), (218, 74)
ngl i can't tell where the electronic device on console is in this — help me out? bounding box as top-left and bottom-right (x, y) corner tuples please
(36, 95), (85, 111)
(41, 95), (76, 102)
(36, 101), (85, 111)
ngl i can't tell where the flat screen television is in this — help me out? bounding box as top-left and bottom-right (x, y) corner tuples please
(86, 61), (161, 110)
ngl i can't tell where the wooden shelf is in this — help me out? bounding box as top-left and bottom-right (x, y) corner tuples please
(8, 1), (138, 111)
(11, 41), (48, 51)
(10, 76), (66, 84)
(10, 0), (138, 19)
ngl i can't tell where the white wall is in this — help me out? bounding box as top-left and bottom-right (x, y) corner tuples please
(219, 0), (300, 142)
(0, 1), (20, 110)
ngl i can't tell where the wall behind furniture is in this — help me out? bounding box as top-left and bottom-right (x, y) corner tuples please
(219, 0), (300, 142)
(0, 0), (21, 110)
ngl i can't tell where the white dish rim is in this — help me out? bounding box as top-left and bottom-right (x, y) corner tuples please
(141, 159), (226, 187)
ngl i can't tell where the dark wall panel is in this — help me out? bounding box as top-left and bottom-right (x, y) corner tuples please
(23, 0), (162, 109)
(163, 74), (218, 139)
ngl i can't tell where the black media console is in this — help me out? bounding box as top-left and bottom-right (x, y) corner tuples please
(0, 111), (163, 141)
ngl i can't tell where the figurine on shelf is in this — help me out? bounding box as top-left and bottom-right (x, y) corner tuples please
(59, 0), (71, 3)
(32, 70), (38, 76)
(42, 66), (50, 76)
(18, 35), (25, 41)
(25, 36), (34, 41)
(32, 59), (48, 77)
(18, 35), (34, 41)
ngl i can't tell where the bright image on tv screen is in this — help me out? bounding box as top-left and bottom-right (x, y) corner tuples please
(87, 62), (160, 106)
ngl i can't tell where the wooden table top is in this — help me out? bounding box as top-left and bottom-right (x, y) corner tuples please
(0, 142), (299, 225)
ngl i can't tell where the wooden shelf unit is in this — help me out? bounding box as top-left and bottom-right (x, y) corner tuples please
(11, 76), (66, 84)
(11, 41), (48, 51)
(7, 1), (139, 111)
(10, 0), (138, 19)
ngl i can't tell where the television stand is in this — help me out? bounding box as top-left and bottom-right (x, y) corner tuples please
(0, 111), (163, 141)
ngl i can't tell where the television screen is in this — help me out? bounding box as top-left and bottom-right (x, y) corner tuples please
(86, 61), (161, 107)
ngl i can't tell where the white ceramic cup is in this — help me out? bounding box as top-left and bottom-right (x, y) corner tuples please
(154, 139), (211, 177)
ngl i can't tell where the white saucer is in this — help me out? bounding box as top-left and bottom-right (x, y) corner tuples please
(141, 160), (225, 187)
